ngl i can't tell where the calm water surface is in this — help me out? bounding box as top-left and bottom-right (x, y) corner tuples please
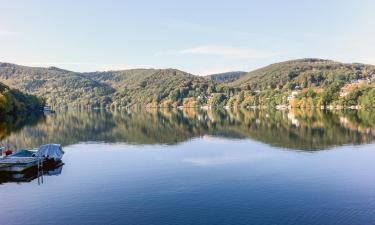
(0, 109), (375, 225)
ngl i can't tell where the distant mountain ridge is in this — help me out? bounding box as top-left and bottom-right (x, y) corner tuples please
(1, 58), (375, 109)
(206, 71), (247, 83)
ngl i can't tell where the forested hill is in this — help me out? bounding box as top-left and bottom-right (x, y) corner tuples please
(0, 81), (44, 116)
(0, 63), (115, 108)
(82, 69), (215, 108)
(0, 63), (216, 108)
(1, 59), (375, 109)
(227, 58), (375, 90)
(223, 59), (375, 108)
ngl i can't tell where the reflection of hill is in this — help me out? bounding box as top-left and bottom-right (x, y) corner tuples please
(0, 110), (212, 148)
(0, 113), (43, 142)
(1, 109), (375, 151)
(219, 109), (375, 150)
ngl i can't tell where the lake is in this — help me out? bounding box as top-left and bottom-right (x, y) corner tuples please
(0, 109), (375, 225)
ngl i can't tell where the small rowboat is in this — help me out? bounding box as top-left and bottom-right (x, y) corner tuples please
(0, 144), (64, 173)
(0, 157), (42, 172)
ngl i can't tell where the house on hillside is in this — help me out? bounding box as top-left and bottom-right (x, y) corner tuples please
(287, 86), (301, 102)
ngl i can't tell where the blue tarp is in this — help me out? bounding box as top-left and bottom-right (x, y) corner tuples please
(35, 144), (64, 160)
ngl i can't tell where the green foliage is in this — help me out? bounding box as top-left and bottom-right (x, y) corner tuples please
(359, 88), (375, 108)
(224, 59), (375, 108)
(238, 91), (245, 104)
(227, 59), (375, 91)
(0, 82), (44, 116)
(0, 63), (115, 108)
(339, 88), (364, 106)
(320, 81), (344, 106)
(1, 59), (375, 109)
(210, 93), (227, 107)
(105, 69), (215, 108)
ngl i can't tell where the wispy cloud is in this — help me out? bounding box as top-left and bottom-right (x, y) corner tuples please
(355, 57), (375, 65)
(156, 45), (280, 60)
(179, 45), (280, 59)
(18, 62), (151, 72)
(96, 63), (152, 71)
(0, 30), (18, 37)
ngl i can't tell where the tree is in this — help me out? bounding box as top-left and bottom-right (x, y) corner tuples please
(210, 93), (227, 107)
(359, 89), (375, 108)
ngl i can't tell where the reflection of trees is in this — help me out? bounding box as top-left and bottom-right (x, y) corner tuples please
(0, 110), (212, 149)
(223, 109), (375, 150)
(0, 113), (43, 144)
(1, 108), (375, 151)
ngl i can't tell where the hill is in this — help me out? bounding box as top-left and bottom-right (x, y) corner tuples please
(1, 59), (375, 109)
(0, 63), (216, 108)
(0, 81), (44, 116)
(83, 69), (215, 108)
(227, 58), (375, 89)
(223, 59), (375, 108)
(206, 71), (246, 83)
(0, 63), (115, 108)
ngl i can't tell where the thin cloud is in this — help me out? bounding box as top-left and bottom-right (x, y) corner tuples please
(355, 57), (375, 65)
(0, 30), (18, 36)
(20, 62), (95, 68)
(18, 62), (152, 72)
(179, 45), (280, 59)
(96, 64), (152, 71)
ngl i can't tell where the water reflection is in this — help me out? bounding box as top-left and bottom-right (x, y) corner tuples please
(0, 113), (43, 141)
(0, 108), (375, 150)
(0, 164), (63, 184)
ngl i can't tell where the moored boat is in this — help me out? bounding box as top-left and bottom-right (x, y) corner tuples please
(0, 144), (64, 173)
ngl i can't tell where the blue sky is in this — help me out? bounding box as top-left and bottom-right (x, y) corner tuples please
(1, 0), (374, 75)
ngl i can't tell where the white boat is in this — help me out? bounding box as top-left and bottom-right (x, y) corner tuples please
(0, 157), (42, 172)
(0, 144), (64, 173)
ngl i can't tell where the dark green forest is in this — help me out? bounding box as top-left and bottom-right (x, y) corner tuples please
(0, 81), (44, 117)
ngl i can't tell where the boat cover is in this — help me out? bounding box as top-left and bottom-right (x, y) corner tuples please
(36, 144), (64, 160)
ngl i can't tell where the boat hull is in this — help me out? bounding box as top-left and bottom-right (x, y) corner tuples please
(0, 157), (41, 173)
